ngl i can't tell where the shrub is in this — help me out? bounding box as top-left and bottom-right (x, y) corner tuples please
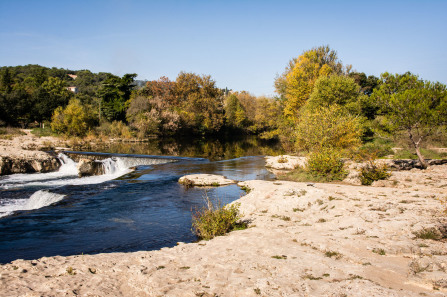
(359, 161), (391, 185)
(0, 127), (26, 136)
(413, 228), (443, 240)
(295, 104), (362, 153)
(324, 250), (342, 259)
(95, 121), (133, 139)
(306, 148), (347, 181)
(191, 195), (246, 240)
(278, 167), (328, 183)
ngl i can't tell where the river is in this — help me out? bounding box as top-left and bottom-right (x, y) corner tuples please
(0, 137), (282, 264)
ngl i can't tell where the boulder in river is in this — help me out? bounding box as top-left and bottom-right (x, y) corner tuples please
(77, 159), (104, 177)
(179, 174), (236, 187)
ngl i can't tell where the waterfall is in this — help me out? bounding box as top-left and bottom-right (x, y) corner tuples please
(0, 190), (65, 218)
(100, 158), (128, 175)
(0, 152), (178, 217)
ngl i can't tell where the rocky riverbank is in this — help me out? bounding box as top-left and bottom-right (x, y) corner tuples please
(1, 161), (446, 296)
(0, 130), (64, 175)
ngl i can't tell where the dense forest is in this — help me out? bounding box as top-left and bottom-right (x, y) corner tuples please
(0, 64), (280, 138)
(1, 45), (446, 169)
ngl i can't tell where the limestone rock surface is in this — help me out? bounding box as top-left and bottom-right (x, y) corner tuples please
(179, 174), (236, 186)
(0, 155), (60, 175)
(265, 155), (307, 170)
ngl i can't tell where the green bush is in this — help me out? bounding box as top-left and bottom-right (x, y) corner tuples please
(359, 161), (391, 185)
(306, 148), (347, 181)
(191, 196), (246, 240)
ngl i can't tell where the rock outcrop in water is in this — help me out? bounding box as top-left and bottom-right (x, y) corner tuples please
(179, 174), (236, 186)
(0, 155), (60, 175)
(77, 159), (104, 177)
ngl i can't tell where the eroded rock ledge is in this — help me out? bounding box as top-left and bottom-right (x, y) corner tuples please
(0, 154), (60, 175)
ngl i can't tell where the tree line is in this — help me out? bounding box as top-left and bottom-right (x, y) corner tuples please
(0, 65), (280, 138)
(1, 46), (446, 168)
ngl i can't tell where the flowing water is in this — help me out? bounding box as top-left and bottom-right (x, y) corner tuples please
(0, 139), (279, 264)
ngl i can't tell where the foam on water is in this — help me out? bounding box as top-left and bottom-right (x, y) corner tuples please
(0, 153), (177, 217)
(0, 153), (78, 186)
(0, 154), (137, 189)
(0, 190), (65, 218)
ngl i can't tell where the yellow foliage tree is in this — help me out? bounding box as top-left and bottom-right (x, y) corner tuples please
(276, 45), (345, 123)
(295, 104), (362, 153)
(51, 99), (93, 136)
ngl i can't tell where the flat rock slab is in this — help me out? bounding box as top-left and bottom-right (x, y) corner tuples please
(3, 165), (447, 297)
(179, 174), (236, 186)
(265, 155), (307, 170)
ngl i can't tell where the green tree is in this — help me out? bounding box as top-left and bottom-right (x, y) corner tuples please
(33, 77), (72, 124)
(0, 68), (12, 93)
(308, 75), (363, 114)
(98, 73), (136, 122)
(371, 72), (447, 168)
(348, 72), (380, 96)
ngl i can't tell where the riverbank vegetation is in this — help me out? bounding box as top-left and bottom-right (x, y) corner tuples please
(191, 195), (247, 240)
(1, 45), (446, 168)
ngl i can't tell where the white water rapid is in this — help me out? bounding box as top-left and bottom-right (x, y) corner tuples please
(0, 190), (66, 218)
(0, 153), (174, 217)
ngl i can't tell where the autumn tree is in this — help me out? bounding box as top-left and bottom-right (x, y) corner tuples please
(371, 72), (447, 168)
(295, 104), (362, 152)
(51, 99), (94, 136)
(145, 76), (177, 106)
(126, 95), (180, 137)
(275, 45), (346, 122)
(223, 91), (282, 137)
(224, 94), (247, 130)
(175, 72), (224, 135)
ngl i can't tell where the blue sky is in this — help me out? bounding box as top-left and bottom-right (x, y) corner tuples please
(0, 0), (446, 96)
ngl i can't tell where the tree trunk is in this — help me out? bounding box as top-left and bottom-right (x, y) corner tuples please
(408, 130), (427, 169)
(414, 143), (428, 169)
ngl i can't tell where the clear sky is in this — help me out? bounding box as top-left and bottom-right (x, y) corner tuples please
(0, 0), (446, 96)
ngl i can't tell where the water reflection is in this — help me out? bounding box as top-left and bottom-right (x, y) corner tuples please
(89, 136), (284, 161)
